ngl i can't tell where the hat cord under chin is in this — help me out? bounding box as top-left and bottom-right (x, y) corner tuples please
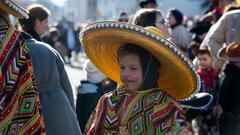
(143, 55), (152, 87)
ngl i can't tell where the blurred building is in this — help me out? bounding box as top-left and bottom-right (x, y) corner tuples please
(96, 0), (205, 21)
(63, 0), (96, 23)
(97, 0), (139, 20)
(158, 0), (205, 17)
(62, 0), (207, 23)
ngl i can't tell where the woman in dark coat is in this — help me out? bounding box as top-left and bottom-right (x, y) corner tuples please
(19, 4), (81, 135)
(217, 42), (240, 135)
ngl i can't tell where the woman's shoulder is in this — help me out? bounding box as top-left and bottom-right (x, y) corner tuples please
(28, 39), (63, 60)
(21, 33), (58, 55)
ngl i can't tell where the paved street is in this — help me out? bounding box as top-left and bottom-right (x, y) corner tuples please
(65, 53), (87, 100)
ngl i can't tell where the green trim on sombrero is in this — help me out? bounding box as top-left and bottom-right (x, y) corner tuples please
(80, 21), (201, 101)
(0, 0), (29, 19)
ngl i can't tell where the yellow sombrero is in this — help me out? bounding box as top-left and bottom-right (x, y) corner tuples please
(80, 21), (201, 101)
(0, 0), (28, 19)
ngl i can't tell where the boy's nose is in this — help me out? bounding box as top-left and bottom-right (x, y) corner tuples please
(121, 70), (132, 79)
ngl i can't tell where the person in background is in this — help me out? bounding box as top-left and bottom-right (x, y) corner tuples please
(76, 59), (117, 133)
(201, 0), (235, 23)
(216, 42), (240, 135)
(18, 4), (81, 135)
(201, 9), (240, 70)
(190, 21), (212, 45)
(43, 27), (68, 61)
(167, 9), (191, 52)
(188, 42), (202, 61)
(53, 21), (69, 61)
(118, 12), (129, 23)
(139, 0), (157, 8)
(188, 21), (212, 60)
(60, 21), (80, 64)
(0, 1), (45, 134)
(192, 47), (219, 135)
(132, 8), (169, 38)
(74, 25), (84, 61)
(43, 27), (59, 48)
(201, 0), (223, 23)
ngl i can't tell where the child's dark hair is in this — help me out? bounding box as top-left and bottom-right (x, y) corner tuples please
(117, 43), (160, 67)
(117, 43), (146, 59)
(117, 43), (161, 69)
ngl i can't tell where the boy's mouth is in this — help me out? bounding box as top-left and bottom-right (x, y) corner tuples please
(122, 79), (136, 87)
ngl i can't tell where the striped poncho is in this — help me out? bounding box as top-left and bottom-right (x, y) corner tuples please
(85, 87), (192, 134)
(0, 25), (45, 134)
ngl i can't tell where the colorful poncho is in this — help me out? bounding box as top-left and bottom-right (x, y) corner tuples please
(0, 25), (45, 134)
(85, 87), (192, 134)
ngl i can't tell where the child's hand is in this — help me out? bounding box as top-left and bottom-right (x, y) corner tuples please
(212, 104), (223, 119)
(119, 127), (128, 135)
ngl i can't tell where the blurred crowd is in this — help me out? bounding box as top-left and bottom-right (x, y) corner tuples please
(1, 0), (240, 134)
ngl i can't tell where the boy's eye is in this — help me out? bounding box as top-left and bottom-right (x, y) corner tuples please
(120, 66), (125, 70)
(199, 58), (207, 61)
(130, 67), (138, 70)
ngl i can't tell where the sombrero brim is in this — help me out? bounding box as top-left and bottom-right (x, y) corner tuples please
(0, 0), (28, 19)
(218, 47), (240, 61)
(179, 92), (213, 110)
(80, 21), (201, 101)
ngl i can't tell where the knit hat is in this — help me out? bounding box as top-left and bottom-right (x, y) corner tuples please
(83, 59), (107, 83)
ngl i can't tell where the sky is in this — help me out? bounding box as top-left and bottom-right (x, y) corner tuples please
(50, 0), (67, 7)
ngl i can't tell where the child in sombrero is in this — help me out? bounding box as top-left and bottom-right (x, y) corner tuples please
(81, 21), (201, 134)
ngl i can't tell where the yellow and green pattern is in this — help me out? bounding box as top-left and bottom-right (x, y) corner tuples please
(0, 26), (45, 134)
(85, 87), (192, 134)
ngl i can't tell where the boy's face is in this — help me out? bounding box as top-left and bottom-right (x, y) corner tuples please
(119, 53), (143, 91)
(197, 53), (212, 69)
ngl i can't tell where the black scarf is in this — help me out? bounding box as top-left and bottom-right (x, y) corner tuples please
(25, 28), (41, 41)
